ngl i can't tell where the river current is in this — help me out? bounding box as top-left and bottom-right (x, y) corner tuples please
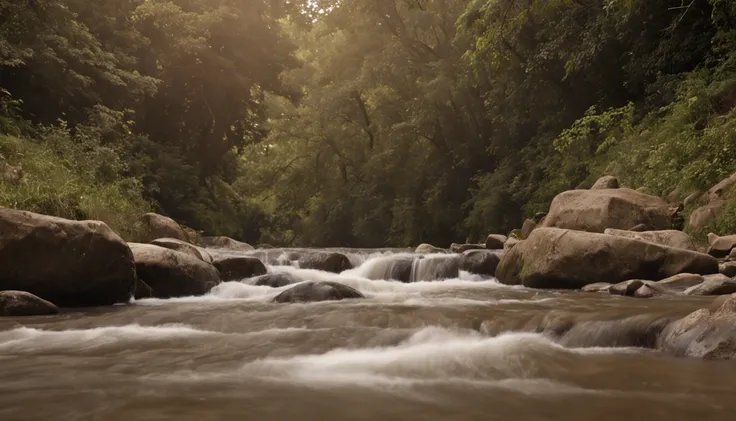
(1, 249), (735, 420)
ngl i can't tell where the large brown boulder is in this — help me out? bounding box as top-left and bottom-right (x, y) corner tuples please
(540, 188), (671, 233)
(272, 281), (364, 303)
(658, 294), (736, 359)
(212, 255), (267, 282)
(687, 172), (736, 232)
(129, 244), (220, 299)
(0, 208), (137, 307)
(496, 228), (718, 289)
(707, 234), (736, 258)
(484, 234), (507, 250)
(140, 213), (188, 243)
(0, 290), (59, 316)
(201, 236), (254, 252)
(298, 252), (352, 273)
(603, 228), (695, 250)
(591, 175), (619, 190)
(459, 250), (500, 277)
(684, 274), (736, 296)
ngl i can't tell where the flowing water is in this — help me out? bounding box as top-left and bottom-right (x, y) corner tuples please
(1, 249), (735, 420)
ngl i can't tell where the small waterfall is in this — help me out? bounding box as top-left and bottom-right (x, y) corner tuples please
(409, 254), (460, 282)
(347, 253), (416, 282)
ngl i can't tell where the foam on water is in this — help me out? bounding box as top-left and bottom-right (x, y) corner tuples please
(0, 324), (219, 352)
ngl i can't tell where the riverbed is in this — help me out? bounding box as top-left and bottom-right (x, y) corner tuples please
(1, 250), (734, 420)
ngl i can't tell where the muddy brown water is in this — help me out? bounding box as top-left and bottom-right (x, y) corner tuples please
(1, 251), (735, 421)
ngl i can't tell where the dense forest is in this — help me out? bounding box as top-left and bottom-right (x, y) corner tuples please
(1, 0), (735, 247)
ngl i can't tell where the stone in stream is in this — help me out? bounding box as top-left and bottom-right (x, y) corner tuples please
(459, 249), (500, 277)
(414, 243), (447, 254)
(129, 243), (220, 299)
(248, 272), (302, 288)
(298, 252), (352, 273)
(449, 243), (485, 253)
(590, 175), (619, 189)
(151, 238), (209, 262)
(134, 279), (154, 300)
(720, 262), (736, 278)
(212, 255), (267, 282)
(410, 255), (460, 282)
(540, 188), (672, 233)
(707, 234), (736, 258)
(272, 281), (364, 303)
(139, 212), (189, 243)
(603, 228), (695, 250)
(658, 294), (736, 359)
(683, 274), (736, 296)
(0, 290), (59, 316)
(496, 228), (718, 290)
(730, 247), (736, 261)
(484, 234), (507, 250)
(656, 273), (705, 292)
(581, 282), (612, 293)
(201, 236), (255, 252)
(608, 280), (645, 297)
(0, 208), (137, 307)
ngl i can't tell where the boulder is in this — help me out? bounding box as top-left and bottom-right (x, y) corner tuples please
(0, 291), (59, 316)
(581, 282), (612, 293)
(496, 228), (719, 290)
(540, 188), (672, 233)
(272, 281), (364, 303)
(248, 272), (302, 288)
(633, 284), (657, 298)
(591, 175), (619, 190)
(484, 234), (507, 250)
(689, 201), (726, 231)
(603, 228), (695, 250)
(151, 238), (208, 261)
(656, 273), (705, 292)
(521, 219), (537, 239)
(708, 233), (719, 246)
(0, 208), (137, 307)
(504, 237), (520, 251)
(140, 213), (188, 243)
(658, 294), (736, 359)
(129, 244), (220, 299)
(415, 243), (447, 254)
(459, 250), (501, 277)
(450, 243), (484, 253)
(134, 279), (153, 300)
(683, 191), (702, 208)
(706, 172), (736, 202)
(201, 236), (254, 252)
(298, 252), (352, 273)
(684, 274), (736, 296)
(707, 234), (736, 258)
(609, 280), (644, 297)
(719, 262), (736, 278)
(730, 248), (736, 261)
(212, 255), (267, 282)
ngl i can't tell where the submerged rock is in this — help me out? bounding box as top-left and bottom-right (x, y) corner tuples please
(248, 272), (302, 288)
(212, 255), (267, 282)
(201, 236), (255, 252)
(140, 213), (189, 243)
(591, 175), (619, 189)
(298, 252), (352, 273)
(459, 250), (500, 277)
(603, 228), (695, 250)
(581, 282), (613, 293)
(484, 234), (507, 250)
(496, 228), (718, 289)
(0, 208), (137, 307)
(540, 188), (672, 233)
(658, 294), (736, 359)
(272, 281), (364, 303)
(684, 274), (736, 296)
(129, 244), (220, 299)
(609, 280), (645, 297)
(0, 291), (59, 316)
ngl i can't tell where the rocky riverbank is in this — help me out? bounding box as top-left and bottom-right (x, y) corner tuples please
(1, 173), (736, 359)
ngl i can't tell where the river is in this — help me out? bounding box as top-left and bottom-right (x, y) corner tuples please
(1, 249), (735, 420)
